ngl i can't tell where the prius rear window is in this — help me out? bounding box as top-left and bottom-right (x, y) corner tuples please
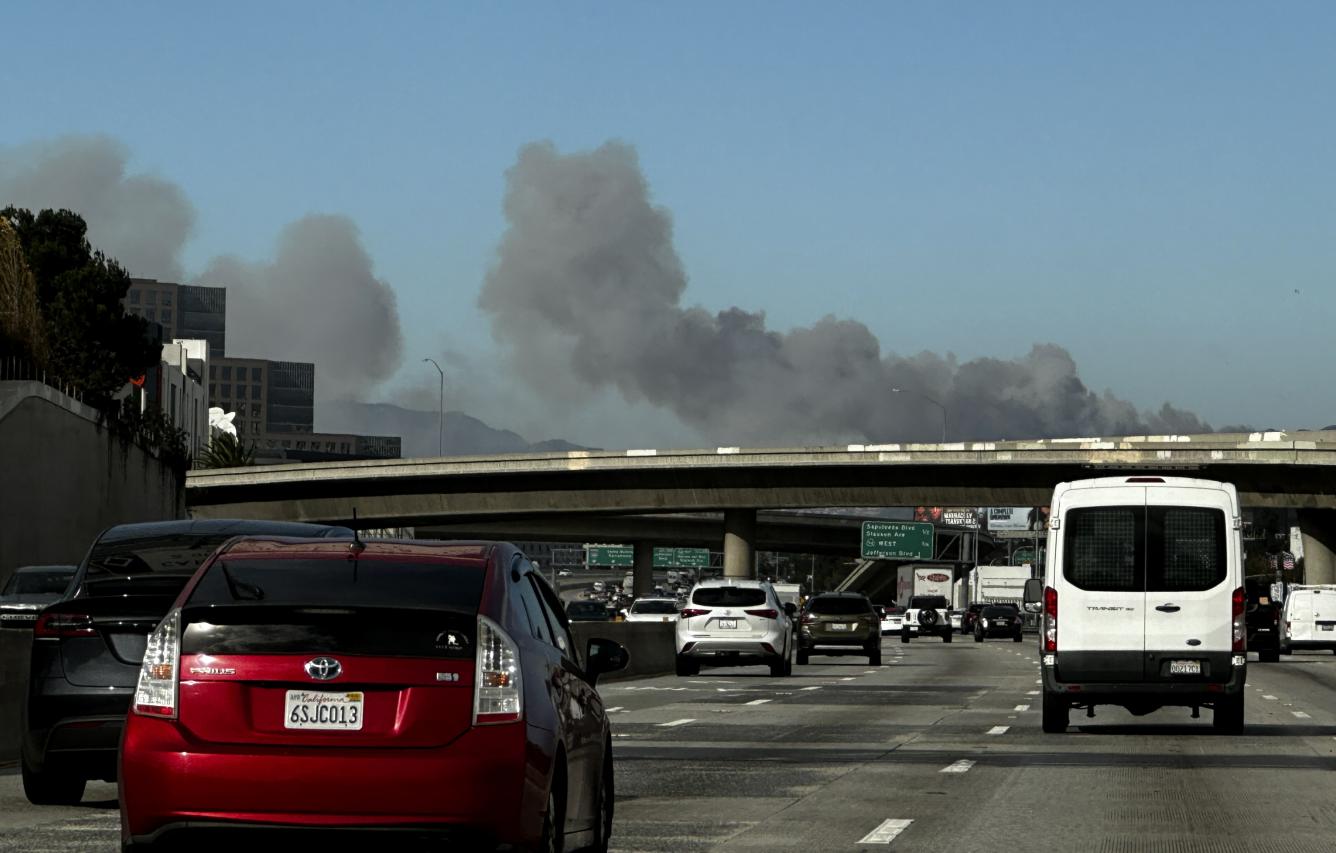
(188, 558), (484, 611)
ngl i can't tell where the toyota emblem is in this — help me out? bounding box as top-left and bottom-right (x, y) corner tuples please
(304, 657), (342, 681)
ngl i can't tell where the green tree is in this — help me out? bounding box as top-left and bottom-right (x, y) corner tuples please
(197, 432), (257, 469)
(2, 207), (158, 405)
(0, 218), (47, 362)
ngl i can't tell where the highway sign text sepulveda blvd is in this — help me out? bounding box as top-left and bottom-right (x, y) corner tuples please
(861, 521), (934, 560)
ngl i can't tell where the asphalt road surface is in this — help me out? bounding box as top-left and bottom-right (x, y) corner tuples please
(4, 640), (1335, 852)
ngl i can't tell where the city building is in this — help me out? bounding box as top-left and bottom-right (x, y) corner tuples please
(152, 340), (211, 461)
(207, 357), (314, 438)
(126, 278), (227, 358)
(253, 431), (402, 462)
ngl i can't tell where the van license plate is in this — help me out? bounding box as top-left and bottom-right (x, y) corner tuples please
(284, 690), (364, 730)
(1321, 624), (1334, 632)
(1168, 660), (1201, 676)
(717, 619), (737, 629)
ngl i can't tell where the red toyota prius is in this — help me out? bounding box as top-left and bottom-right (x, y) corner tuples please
(119, 537), (627, 851)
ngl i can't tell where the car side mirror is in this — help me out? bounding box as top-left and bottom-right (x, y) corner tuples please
(1022, 577), (1043, 613)
(783, 602), (797, 617)
(586, 638), (629, 685)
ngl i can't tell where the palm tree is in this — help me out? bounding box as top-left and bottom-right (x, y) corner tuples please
(196, 432), (256, 469)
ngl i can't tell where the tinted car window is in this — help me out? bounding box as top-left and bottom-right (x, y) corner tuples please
(1065, 506), (1227, 593)
(909, 596), (948, 610)
(981, 606), (1018, 618)
(1149, 507), (1226, 592)
(693, 587), (767, 607)
(809, 597), (872, 616)
(189, 558), (485, 611)
(5, 570), (74, 595)
(631, 600), (678, 614)
(566, 601), (610, 620)
(1065, 507), (1140, 592)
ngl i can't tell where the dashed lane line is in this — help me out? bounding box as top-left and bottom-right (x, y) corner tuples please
(857, 818), (913, 845)
(1014, 705), (1030, 712)
(1293, 711), (1312, 719)
(801, 686), (822, 691)
(940, 760), (976, 774)
(605, 706), (624, 713)
(1263, 695), (1278, 700)
(745, 699), (772, 706)
(659, 718), (695, 727)
(987, 726), (1010, 735)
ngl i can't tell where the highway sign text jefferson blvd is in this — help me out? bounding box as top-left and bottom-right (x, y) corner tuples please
(861, 521), (934, 560)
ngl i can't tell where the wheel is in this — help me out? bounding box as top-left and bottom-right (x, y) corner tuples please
(1013, 633), (1023, 643)
(796, 649), (809, 665)
(1280, 645), (1292, 655)
(1041, 690), (1069, 734)
(1213, 694), (1244, 734)
(768, 655), (786, 677)
(585, 749), (614, 853)
(942, 631), (952, 643)
(674, 655), (698, 677)
(537, 780), (565, 853)
(781, 645), (794, 677)
(1259, 649), (1280, 663)
(21, 755), (85, 806)
(900, 630), (910, 644)
(973, 630), (983, 643)
(869, 649), (882, 666)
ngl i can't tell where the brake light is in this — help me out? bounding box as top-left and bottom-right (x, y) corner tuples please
(133, 609), (181, 719)
(802, 612), (815, 625)
(34, 612), (96, 639)
(1231, 586), (1246, 653)
(680, 608), (709, 619)
(1043, 586), (1058, 653)
(745, 608), (778, 619)
(474, 615), (523, 725)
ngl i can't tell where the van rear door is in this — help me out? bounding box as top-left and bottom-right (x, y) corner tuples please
(1055, 486), (1146, 682)
(1143, 486), (1235, 683)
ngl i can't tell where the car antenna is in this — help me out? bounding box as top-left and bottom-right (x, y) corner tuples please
(350, 508), (366, 556)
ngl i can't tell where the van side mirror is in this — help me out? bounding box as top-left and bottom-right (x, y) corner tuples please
(1022, 577), (1043, 613)
(586, 638), (629, 685)
(783, 602), (797, 617)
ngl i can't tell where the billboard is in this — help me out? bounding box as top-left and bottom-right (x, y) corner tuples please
(986, 507), (1049, 532)
(914, 507), (981, 528)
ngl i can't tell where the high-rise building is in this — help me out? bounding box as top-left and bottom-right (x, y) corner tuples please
(207, 357), (315, 438)
(126, 279), (227, 358)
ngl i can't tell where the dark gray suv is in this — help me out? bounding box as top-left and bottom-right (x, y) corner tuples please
(21, 519), (351, 805)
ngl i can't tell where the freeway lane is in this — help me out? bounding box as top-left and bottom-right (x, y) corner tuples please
(2, 643), (1335, 852)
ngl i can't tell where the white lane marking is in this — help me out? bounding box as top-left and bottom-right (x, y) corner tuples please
(864, 670), (877, 674)
(745, 699), (772, 706)
(1263, 695), (1278, 700)
(1026, 690), (1040, 695)
(842, 676), (856, 681)
(940, 760), (976, 774)
(1293, 711), (1312, 719)
(1014, 705), (1030, 712)
(1035, 680), (1042, 685)
(987, 726), (1010, 735)
(802, 686), (822, 691)
(605, 706), (624, 713)
(659, 718), (695, 727)
(858, 818), (913, 845)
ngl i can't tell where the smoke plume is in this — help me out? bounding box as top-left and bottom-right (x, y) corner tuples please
(0, 136), (404, 400)
(0, 136), (194, 281)
(480, 141), (1211, 444)
(201, 215), (403, 400)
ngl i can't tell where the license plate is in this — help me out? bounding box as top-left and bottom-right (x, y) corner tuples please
(830, 623), (850, 631)
(1322, 624), (1334, 632)
(284, 690), (365, 730)
(717, 618), (737, 629)
(1168, 660), (1201, 676)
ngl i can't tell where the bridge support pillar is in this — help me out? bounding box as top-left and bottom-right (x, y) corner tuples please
(633, 542), (655, 598)
(723, 509), (756, 579)
(1297, 509), (1336, 585)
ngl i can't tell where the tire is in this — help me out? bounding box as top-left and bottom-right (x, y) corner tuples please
(900, 630), (910, 644)
(942, 631), (952, 643)
(674, 655), (698, 677)
(781, 646), (794, 677)
(797, 649), (810, 666)
(973, 631), (983, 643)
(918, 610), (939, 628)
(1041, 690), (1069, 734)
(1013, 633), (1023, 643)
(1259, 649), (1280, 663)
(585, 749), (614, 853)
(1213, 694), (1244, 734)
(768, 655), (786, 677)
(21, 756), (85, 806)
(1280, 645), (1292, 656)
(537, 781), (564, 853)
(869, 649), (882, 666)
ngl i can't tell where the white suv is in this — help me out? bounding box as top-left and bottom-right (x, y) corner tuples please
(900, 595), (953, 643)
(1028, 476), (1247, 734)
(675, 579), (796, 676)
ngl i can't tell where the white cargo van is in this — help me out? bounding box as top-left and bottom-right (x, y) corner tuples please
(1280, 585), (1336, 654)
(1024, 476), (1246, 734)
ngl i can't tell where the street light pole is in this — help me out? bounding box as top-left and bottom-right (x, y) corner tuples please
(891, 387), (947, 443)
(422, 358), (444, 457)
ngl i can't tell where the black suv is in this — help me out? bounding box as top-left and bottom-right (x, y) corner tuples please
(1245, 577), (1281, 663)
(21, 519), (350, 805)
(972, 603), (1024, 642)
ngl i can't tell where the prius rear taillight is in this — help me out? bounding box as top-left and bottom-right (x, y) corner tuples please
(133, 609), (181, 719)
(473, 615), (523, 725)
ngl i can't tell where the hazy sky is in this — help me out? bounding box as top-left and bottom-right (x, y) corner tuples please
(4, 3), (1334, 446)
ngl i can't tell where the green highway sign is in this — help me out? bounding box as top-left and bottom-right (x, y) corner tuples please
(585, 544), (634, 566)
(653, 547), (711, 568)
(860, 521), (934, 560)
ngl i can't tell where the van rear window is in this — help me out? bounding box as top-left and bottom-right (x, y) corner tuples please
(1064, 506), (1227, 592)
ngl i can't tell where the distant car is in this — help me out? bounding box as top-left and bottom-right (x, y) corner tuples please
(901, 595), (953, 643)
(22, 519), (353, 806)
(119, 537), (627, 851)
(675, 579), (796, 676)
(797, 592), (880, 666)
(879, 605), (904, 636)
(973, 603), (1024, 642)
(623, 598), (679, 623)
(0, 565), (76, 630)
(1245, 578), (1281, 662)
(566, 600), (614, 622)
(949, 610), (964, 632)
(1280, 584), (1336, 655)
(557, 569), (573, 577)
(960, 603), (986, 635)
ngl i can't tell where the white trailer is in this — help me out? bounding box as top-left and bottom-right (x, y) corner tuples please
(966, 565), (1033, 606)
(895, 565), (955, 607)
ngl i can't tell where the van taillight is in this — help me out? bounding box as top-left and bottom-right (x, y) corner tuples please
(473, 615), (523, 725)
(1231, 586), (1246, 653)
(33, 612), (96, 639)
(133, 609), (181, 719)
(1043, 586), (1058, 653)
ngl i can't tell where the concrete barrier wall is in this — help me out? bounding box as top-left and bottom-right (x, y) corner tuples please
(0, 382), (184, 583)
(570, 621), (676, 681)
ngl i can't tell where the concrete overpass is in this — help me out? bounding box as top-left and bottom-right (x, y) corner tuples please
(186, 431), (1336, 588)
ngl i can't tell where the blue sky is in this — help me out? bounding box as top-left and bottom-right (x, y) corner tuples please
(5, 2), (1335, 442)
